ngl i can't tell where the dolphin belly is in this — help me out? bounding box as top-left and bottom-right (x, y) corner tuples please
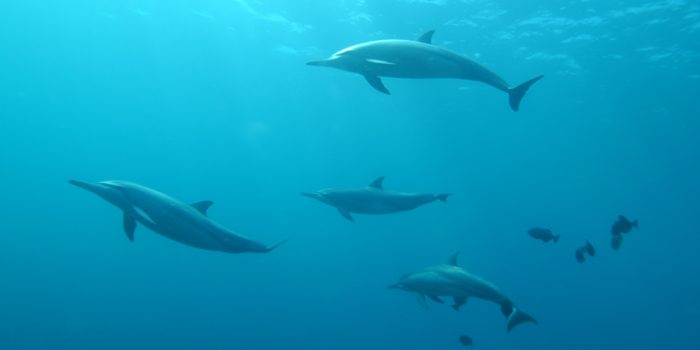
(132, 209), (227, 251)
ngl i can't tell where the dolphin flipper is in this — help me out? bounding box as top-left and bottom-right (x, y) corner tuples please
(123, 213), (136, 242)
(364, 75), (390, 94)
(508, 75), (543, 111)
(338, 208), (354, 221)
(452, 296), (467, 311)
(429, 295), (445, 304)
(416, 293), (429, 308)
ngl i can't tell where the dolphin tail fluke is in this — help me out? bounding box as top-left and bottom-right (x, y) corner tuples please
(435, 193), (451, 202)
(508, 75), (543, 111)
(506, 307), (538, 332)
(632, 220), (639, 229)
(261, 237), (291, 253)
(553, 235), (560, 243)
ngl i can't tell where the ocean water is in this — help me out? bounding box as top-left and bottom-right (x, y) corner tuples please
(1, 0), (699, 349)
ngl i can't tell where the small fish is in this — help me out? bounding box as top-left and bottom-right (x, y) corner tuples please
(527, 227), (560, 243)
(459, 335), (473, 347)
(611, 215), (638, 236)
(585, 240), (596, 256)
(575, 241), (596, 263)
(611, 233), (623, 251)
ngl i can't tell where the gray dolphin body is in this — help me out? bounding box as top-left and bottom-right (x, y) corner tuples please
(302, 176), (450, 221)
(307, 30), (543, 111)
(390, 253), (538, 332)
(69, 180), (287, 254)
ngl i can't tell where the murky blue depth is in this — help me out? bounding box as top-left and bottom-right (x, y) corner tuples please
(1, 1), (699, 349)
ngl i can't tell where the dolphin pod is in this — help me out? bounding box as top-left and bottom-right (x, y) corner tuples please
(390, 252), (538, 332)
(69, 180), (288, 254)
(302, 176), (450, 221)
(63, 25), (641, 346)
(307, 30), (543, 111)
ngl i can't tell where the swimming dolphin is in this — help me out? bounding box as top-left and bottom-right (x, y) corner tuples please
(389, 252), (538, 332)
(69, 180), (287, 254)
(302, 176), (450, 221)
(307, 30), (543, 111)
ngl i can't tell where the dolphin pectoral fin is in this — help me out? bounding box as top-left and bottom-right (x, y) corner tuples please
(366, 59), (396, 66)
(452, 296), (467, 311)
(191, 200), (214, 216)
(338, 209), (354, 221)
(417, 30), (435, 44)
(508, 75), (543, 111)
(429, 295), (445, 304)
(123, 213), (136, 242)
(416, 293), (429, 309)
(364, 75), (390, 95)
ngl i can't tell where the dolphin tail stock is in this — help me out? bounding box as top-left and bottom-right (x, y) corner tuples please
(508, 75), (543, 111)
(553, 235), (560, 243)
(501, 301), (538, 332)
(435, 193), (451, 202)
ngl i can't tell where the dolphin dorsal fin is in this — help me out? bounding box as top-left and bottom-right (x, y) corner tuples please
(417, 30), (435, 44)
(447, 252), (460, 266)
(369, 176), (385, 189)
(191, 200), (214, 216)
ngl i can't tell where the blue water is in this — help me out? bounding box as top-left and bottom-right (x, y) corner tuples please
(1, 0), (699, 349)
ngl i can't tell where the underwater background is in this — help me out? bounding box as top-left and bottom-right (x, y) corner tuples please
(1, 0), (699, 349)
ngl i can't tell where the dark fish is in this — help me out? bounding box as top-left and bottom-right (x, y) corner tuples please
(611, 234), (623, 251)
(528, 227), (560, 243)
(459, 335), (473, 347)
(611, 215), (638, 236)
(575, 249), (585, 263)
(585, 241), (596, 256)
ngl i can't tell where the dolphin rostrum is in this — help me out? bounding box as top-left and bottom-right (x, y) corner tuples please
(390, 252), (538, 332)
(69, 180), (287, 254)
(302, 176), (450, 221)
(307, 30), (543, 111)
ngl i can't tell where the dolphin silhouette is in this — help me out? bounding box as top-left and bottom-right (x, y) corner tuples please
(69, 180), (287, 254)
(307, 30), (543, 111)
(390, 252), (538, 332)
(302, 176), (450, 221)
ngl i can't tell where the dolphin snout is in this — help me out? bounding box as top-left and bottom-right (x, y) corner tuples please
(69, 179), (95, 191)
(306, 60), (327, 66)
(301, 192), (321, 200)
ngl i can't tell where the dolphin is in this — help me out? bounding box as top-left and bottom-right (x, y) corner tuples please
(307, 30), (543, 111)
(302, 176), (450, 221)
(389, 252), (538, 332)
(69, 180), (287, 254)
